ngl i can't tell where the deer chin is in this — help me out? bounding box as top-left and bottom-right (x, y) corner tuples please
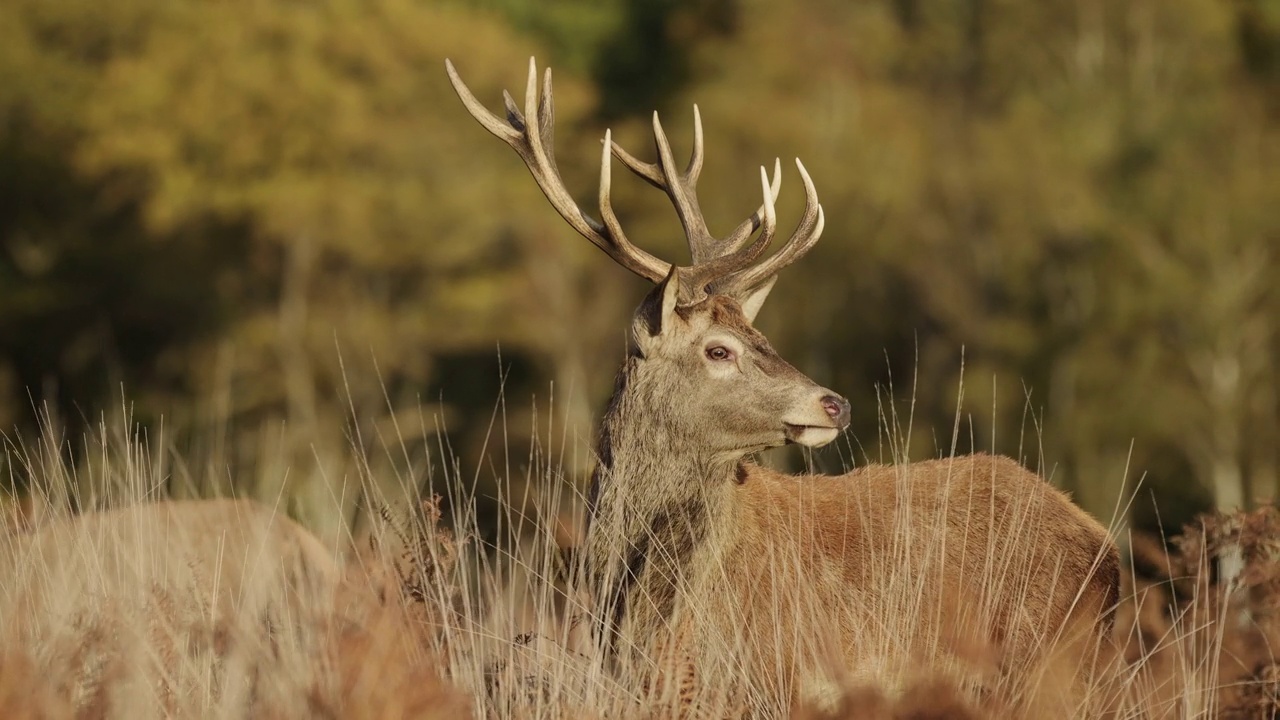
(784, 424), (840, 448)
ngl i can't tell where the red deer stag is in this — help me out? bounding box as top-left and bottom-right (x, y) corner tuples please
(446, 58), (1120, 716)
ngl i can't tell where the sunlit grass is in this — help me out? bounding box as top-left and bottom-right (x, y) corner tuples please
(1, 387), (1276, 718)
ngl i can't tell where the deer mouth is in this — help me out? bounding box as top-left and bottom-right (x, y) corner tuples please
(784, 424), (840, 448)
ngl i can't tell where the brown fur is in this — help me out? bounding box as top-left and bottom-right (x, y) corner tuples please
(729, 458), (1115, 705)
(2, 499), (338, 616)
(0, 499), (341, 715)
(611, 460), (1119, 717)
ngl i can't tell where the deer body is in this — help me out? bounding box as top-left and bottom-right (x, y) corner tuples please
(1, 499), (340, 714)
(2, 499), (338, 616)
(448, 58), (1120, 714)
(591, 436), (1117, 708)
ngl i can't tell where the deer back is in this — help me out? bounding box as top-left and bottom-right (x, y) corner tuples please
(2, 499), (338, 615)
(0, 499), (341, 714)
(658, 454), (1118, 713)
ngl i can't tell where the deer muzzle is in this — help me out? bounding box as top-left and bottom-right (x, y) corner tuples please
(783, 390), (850, 447)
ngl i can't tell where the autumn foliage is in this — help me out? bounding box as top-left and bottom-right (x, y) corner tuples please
(2, 0), (1280, 716)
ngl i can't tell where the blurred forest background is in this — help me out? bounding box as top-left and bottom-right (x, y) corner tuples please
(2, 0), (1279, 539)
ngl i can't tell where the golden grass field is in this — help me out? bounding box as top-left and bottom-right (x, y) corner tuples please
(1, 412), (1277, 720)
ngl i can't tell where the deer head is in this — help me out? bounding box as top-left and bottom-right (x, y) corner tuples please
(446, 58), (850, 455)
(626, 270), (850, 453)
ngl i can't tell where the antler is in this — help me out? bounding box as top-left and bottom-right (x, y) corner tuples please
(445, 57), (670, 283)
(608, 109), (781, 265)
(713, 159), (825, 298)
(610, 122), (825, 301)
(445, 57), (825, 306)
(608, 113), (785, 301)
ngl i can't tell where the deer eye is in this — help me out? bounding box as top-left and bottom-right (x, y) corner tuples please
(705, 345), (735, 362)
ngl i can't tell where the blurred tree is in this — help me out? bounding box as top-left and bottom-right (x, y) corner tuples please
(0, 0), (226, 442)
(455, 0), (626, 76)
(3, 0), (1277, 537)
(0, 0), (643, 531)
(643, 0), (1280, 524)
(447, 0), (738, 119)
(75, 0), (619, 507)
(1237, 0), (1280, 93)
(592, 0), (738, 119)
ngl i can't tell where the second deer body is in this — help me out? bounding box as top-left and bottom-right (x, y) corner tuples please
(449, 58), (1120, 715)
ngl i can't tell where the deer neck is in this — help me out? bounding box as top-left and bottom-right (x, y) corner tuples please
(584, 357), (742, 648)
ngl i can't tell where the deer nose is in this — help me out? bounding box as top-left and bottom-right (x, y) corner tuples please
(820, 394), (851, 428)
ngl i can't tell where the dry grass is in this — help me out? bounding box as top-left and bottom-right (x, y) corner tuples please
(1, 419), (1277, 719)
(1109, 507), (1280, 719)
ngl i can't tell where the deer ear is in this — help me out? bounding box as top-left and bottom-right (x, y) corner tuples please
(631, 268), (681, 353)
(735, 276), (777, 324)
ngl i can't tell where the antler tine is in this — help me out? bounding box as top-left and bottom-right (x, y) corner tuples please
(538, 61), (556, 167)
(605, 110), (723, 264)
(501, 90), (523, 129)
(687, 105), (704, 181)
(720, 158), (782, 253)
(610, 140), (664, 188)
(521, 58), (547, 167)
(606, 106), (785, 272)
(684, 165), (780, 298)
(719, 158), (825, 294)
(445, 58), (522, 145)
(653, 112), (717, 262)
(445, 57), (670, 283)
(598, 129), (632, 266)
